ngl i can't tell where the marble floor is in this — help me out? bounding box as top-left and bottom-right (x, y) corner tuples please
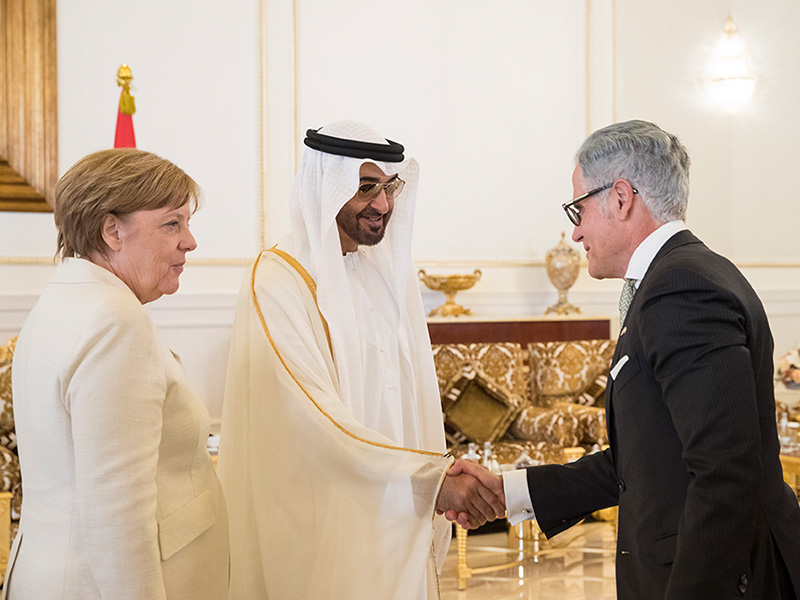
(439, 521), (617, 599)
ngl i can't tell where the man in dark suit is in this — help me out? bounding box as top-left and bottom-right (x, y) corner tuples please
(456, 120), (800, 598)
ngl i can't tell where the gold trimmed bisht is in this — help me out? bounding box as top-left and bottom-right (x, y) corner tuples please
(218, 249), (453, 600)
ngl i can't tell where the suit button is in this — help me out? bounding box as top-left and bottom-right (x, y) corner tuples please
(618, 479), (626, 492)
(740, 574), (748, 586)
(738, 583), (747, 595)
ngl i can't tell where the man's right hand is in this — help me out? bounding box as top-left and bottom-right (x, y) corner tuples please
(436, 459), (505, 529)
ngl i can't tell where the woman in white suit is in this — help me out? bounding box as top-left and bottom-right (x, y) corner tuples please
(4, 149), (229, 599)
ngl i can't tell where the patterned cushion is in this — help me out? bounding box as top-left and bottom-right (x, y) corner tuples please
(0, 446), (19, 494)
(0, 337), (16, 435)
(442, 365), (522, 444)
(552, 402), (608, 446)
(0, 432), (16, 454)
(528, 340), (615, 407)
(432, 343), (528, 402)
(576, 374), (608, 408)
(508, 405), (582, 447)
(432, 343), (470, 396)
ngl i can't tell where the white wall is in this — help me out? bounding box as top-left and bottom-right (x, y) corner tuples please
(294, 0), (590, 262)
(0, 0), (262, 427)
(2, 0), (799, 426)
(612, 0), (800, 368)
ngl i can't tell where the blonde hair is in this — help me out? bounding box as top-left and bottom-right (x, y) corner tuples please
(53, 148), (200, 259)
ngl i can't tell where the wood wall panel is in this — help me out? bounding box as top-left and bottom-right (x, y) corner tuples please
(0, 0), (57, 212)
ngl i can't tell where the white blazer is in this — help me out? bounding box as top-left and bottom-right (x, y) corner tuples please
(4, 258), (229, 600)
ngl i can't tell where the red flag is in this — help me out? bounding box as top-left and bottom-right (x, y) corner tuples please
(114, 64), (136, 148)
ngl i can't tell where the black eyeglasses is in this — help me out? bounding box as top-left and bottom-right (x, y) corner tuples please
(357, 177), (405, 199)
(562, 182), (638, 226)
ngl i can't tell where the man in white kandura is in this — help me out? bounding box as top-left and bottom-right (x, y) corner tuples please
(218, 120), (504, 599)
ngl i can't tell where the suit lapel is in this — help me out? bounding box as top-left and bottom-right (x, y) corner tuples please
(605, 229), (701, 463)
(605, 345), (621, 461)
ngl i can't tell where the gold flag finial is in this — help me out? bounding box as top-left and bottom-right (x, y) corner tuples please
(116, 63), (136, 116)
(117, 63), (133, 82)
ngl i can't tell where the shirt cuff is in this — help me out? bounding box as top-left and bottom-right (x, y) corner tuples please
(502, 468), (535, 526)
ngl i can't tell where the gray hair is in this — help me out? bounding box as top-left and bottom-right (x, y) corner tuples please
(576, 120), (690, 223)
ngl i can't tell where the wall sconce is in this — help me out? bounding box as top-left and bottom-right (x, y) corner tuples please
(710, 16), (756, 111)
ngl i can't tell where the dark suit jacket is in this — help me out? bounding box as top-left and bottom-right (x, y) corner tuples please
(526, 230), (800, 600)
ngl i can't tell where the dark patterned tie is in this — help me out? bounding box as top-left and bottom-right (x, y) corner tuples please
(619, 278), (637, 324)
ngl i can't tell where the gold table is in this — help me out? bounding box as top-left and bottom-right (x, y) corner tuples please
(454, 449), (591, 590)
(0, 492), (13, 585)
(453, 451), (799, 590)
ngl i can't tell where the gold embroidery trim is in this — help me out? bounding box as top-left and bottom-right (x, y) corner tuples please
(267, 247), (332, 356)
(250, 250), (442, 457)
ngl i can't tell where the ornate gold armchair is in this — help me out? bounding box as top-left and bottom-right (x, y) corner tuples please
(0, 337), (20, 583)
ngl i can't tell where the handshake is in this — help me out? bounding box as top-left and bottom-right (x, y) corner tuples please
(435, 459), (506, 529)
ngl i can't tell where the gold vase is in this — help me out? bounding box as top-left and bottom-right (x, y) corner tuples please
(545, 232), (581, 315)
(418, 270), (481, 317)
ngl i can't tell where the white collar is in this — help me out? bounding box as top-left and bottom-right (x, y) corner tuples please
(624, 220), (687, 287)
(54, 257), (136, 295)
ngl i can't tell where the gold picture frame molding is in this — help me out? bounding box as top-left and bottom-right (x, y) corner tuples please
(0, 0), (58, 213)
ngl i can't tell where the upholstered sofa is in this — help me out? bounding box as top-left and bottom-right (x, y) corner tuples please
(0, 339), (19, 540)
(432, 339), (616, 466)
(0, 337), (20, 583)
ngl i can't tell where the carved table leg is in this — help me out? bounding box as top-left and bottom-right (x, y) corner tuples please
(455, 525), (471, 590)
